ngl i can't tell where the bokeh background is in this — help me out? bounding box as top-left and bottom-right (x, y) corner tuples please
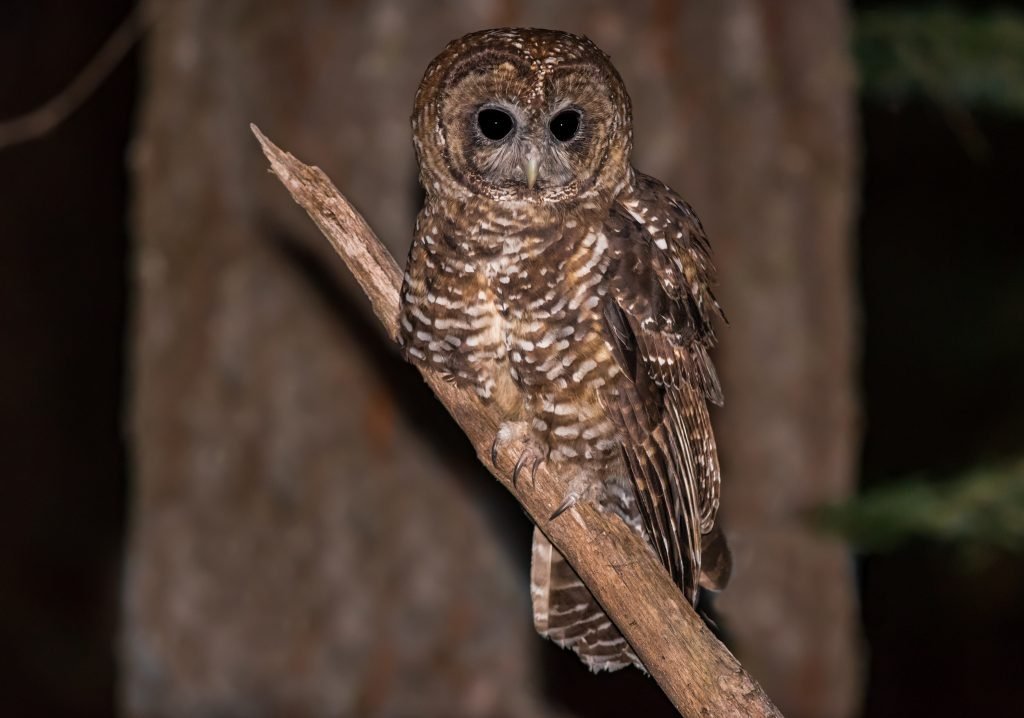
(2, 1), (1022, 716)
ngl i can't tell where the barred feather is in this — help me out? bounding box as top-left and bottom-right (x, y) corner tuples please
(603, 173), (729, 604)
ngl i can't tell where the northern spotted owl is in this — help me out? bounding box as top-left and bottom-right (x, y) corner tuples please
(401, 28), (730, 672)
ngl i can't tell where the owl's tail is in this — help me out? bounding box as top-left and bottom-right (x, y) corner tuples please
(530, 527), (642, 672)
(530, 507), (731, 673)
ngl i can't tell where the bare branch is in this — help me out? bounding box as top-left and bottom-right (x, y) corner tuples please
(0, 4), (149, 150)
(250, 124), (783, 718)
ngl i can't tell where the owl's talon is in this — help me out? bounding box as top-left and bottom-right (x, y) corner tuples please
(492, 421), (548, 488)
(550, 491), (579, 520)
(512, 452), (530, 487)
(490, 436), (501, 466)
(550, 474), (601, 520)
(530, 456), (543, 486)
(513, 451), (544, 489)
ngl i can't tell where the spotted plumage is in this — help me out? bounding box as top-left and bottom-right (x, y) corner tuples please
(401, 28), (730, 672)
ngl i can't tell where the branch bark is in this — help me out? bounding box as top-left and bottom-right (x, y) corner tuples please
(251, 124), (783, 718)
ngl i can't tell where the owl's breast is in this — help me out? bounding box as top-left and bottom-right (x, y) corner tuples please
(492, 227), (623, 463)
(401, 208), (626, 463)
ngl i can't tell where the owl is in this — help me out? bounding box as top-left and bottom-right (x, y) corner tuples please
(400, 28), (730, 672)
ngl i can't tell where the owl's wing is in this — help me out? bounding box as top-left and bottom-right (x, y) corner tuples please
(602, 173), (728, 604)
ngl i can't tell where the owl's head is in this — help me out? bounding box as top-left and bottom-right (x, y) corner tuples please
(412, 28), (633, 204)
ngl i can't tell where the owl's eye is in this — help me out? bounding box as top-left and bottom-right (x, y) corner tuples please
(477, 108), (515, 140)
(549, 109), (581, 142)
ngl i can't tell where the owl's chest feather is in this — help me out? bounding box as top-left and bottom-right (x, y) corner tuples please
(400, 207), (623, 461)
(484, 228), (604, 361)
(478, 228), (621, 459)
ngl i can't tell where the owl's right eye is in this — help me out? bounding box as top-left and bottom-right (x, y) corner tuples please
(477, 108), (515, 140)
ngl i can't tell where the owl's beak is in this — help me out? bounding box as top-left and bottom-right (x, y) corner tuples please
(524, 155), (540, 190)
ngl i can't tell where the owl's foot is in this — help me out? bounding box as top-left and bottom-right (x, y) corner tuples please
(491, 421), (546, 489)
(550, 473), (603, 521)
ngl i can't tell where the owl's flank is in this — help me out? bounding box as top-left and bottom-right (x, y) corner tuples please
(400, 28), (729, 673)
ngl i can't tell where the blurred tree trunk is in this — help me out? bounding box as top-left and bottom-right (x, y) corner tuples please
(123, 1), (859, 717)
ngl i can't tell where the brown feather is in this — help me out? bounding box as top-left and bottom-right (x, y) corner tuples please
(603, 173), (729, 605)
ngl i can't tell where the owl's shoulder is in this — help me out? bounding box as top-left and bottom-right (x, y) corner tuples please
(607, 172), (709, 254)
(602, 170), (722, 355)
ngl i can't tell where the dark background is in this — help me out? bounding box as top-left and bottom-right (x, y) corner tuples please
(1, 2), (134, 714)
(2, 1), (1022, 716)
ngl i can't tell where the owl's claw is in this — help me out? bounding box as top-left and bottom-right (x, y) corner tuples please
(491, 421), (547, 490)
(550, 491), (579, 520)
(549, 474), (599, 521)
(512, 452), (544, 489)
(490, 436), (501, 466)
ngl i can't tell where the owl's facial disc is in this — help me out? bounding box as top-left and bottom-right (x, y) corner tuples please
(469, 101), (588, 193)
(414, 29), (633, 203)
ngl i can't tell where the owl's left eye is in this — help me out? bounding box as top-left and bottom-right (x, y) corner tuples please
(477, 108), (515, 140)
(549, 109), (581, 142)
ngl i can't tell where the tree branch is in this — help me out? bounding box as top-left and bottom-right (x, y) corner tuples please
(250, 124), (783, 718)
(0, 4), (150, 150)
